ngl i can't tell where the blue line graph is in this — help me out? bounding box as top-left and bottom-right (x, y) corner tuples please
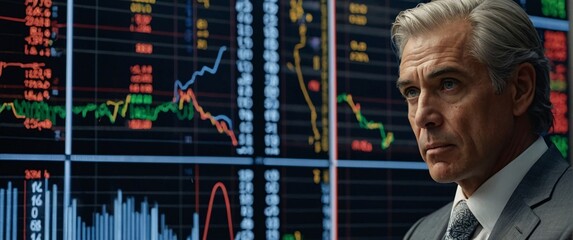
(214, 115), (234, 130)
(172, 46), (227, 102)
(171, 46), (235, 134)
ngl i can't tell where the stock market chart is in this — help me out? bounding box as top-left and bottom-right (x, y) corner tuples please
(0, 0), (569, 239)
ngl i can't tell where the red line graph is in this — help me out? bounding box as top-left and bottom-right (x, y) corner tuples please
(179, 89), (238, 146)
(202, 182), (234, 240)
(0, 15), (24, 23)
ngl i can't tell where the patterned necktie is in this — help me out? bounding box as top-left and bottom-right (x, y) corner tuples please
(444, 200), (479, 240)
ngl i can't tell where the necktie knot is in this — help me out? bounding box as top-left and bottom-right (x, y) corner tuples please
(445, 200), (479, 240)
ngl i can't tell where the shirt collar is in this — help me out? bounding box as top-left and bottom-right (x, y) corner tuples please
(451, 136), (547, 233)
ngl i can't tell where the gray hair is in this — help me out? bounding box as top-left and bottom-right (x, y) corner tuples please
(391, 0), (553, 134)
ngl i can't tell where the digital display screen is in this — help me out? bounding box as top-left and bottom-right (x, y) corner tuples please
(0, 0), (568, 239)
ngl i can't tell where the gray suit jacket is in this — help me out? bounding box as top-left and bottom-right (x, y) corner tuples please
(404, 144), (573, 240)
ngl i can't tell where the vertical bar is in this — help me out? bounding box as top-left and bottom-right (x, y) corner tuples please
(65, 0), (74, 157)
(151, 205), (158, 240)
(45, 189), (51, 240)
(192, 213), (198, 240)
(51, 184), (57, 240)
(127, 199), (131, 240)
(109, 216), (114, 240)
(114, 190), (122, 240)
(11, 187), (16, 240)
(76, 216), (81, 240)
(328, 0), (338, 239)
(64, 0), (74, 232)
(66, 202), (71, 240)
(142, 201), (147, 240)
(0, 188), (4, 240)
(135, 212), (139, 240)
(64, 161), (71, 240)
(6, 182), (11, 240)
(131, 201), (135, 240)
(95, 214), (99, 240)
(99, 213), (103, 240)
(122, 202), (127, 240)
(104, 207), (109, 240)
(160, 214), (165, 240)
(72, 199), (77, 240)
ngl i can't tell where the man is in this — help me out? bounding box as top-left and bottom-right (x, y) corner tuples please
(391, 0), (573, 239)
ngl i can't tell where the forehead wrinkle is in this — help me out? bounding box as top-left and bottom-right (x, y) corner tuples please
(399, 21), (474, 89)
(400, 45), (466, 70)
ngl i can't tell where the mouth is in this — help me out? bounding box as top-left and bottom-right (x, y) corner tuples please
(425, 143), (454, 155)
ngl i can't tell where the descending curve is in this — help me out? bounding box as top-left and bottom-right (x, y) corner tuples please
(290, 0), (322, 151)
(337, 93), (394, 150)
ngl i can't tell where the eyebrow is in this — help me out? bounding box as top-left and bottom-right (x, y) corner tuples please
(427, 66), (464, 79)
(396, 66), (465, 89)
(395, 79), (411, 90)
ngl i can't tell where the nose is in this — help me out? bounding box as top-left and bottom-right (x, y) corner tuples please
(413, 92), (442, 129)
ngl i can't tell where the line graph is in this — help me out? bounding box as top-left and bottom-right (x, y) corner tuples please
(0, 48), (238, 147)
(202, 182), (234, 240)
(286, 0), (329, 154)
(0, 61), (46, 78)
(337, 93), (394, 150)
(171, 46), (237, 146)
(173, 46), (227, 102)
(178, 89), (238, 146)
(334, 1), (422, 161)
(0, 93), (239, 145)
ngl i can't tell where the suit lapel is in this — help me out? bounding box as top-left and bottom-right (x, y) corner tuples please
(432, 208), (449, 240)
(490, 198), (539, 239)
(489, 145), (569, 239)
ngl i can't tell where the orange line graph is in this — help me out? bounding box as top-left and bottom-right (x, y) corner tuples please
(179, 89), (238, 146)
(202, 182), (234, 240)
(0, 102), (26, 119)
(288, 0), (328, 153)
(0, 61), (46, 77)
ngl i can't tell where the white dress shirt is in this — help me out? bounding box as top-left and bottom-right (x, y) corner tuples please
(449, 137), (548, 239)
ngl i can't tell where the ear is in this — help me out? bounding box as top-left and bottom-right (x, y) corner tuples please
(512, 62), (536, 116)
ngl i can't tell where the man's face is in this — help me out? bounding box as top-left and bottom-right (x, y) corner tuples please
(397, 21), (516, 190)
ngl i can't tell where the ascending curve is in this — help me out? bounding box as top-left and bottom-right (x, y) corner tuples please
(171, 46), (237, 145)
(337, 93), (394, 149)
(172, 46), (227, 102)
(202, 182), (234, 240)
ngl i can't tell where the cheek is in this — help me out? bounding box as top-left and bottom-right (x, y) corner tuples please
(407, 106), (417, 125)
(407, 114), (419, 135)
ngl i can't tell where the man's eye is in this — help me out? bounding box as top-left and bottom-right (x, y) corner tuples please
(403, 88), (420, 98)
(442, 79), (458, 90)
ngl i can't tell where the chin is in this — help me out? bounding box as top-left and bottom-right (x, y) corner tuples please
(427, 162), (457, 184)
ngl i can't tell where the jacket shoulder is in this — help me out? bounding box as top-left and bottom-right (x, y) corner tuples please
(403, 202), (451, 240)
